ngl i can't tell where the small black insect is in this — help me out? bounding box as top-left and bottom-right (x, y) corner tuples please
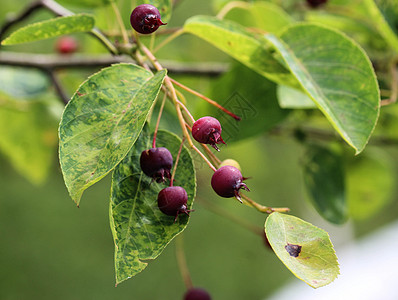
(285, 243), (302, 258)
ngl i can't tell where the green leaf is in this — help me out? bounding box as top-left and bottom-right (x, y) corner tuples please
(265, 24), (380, 154)
(363, 0), (398, 53)
(303, 145), (348, 224)
(0, 96), (58, 184)
(205, 63), (289, 143)
(277, 85), (316, 109)
(347, 148), (395, 220)
(1, 14), (95, 45)
(59, 64), (166, 205)
(0, 67), (50, 99)
(223, 1), (293, 33)
(183, 15), (295, 86)
(265, 213), (339, 288)
(110, 126), (196, 285)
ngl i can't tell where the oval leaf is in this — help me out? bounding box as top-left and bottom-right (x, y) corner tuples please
(277, 85), (316, 109)
(303, 145), (348, 224)
(223, 1), (293, 33)
(110, 126), (196, 285)
(184, 15), (295, 87)
(1, 14), (95, 45)
(265, 24), (380, 154)
(59, 64), (166, 205)
(265, 213), (339, 288)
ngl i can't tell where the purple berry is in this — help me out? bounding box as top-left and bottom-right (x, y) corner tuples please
(211, 165), (249, 201)
(140, 147), (173, 182)
(184, 287), (212, 300)
(157, 186), (191, 221)
(130, 4), (166, 34)
(191, 116), (226, 151)
(306, 0), (328, 8)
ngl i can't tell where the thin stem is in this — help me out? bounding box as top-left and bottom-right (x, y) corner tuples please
(111, 2), (129, 45)
(169, 77), (241, 121)
(170, 137), (185, 186)
(140, 44), (217, 172)
(241, 194), (290, 214)
(153, 28), (184, 53)
(175, 235), (193, 290)
(90, 28), (119, 55)
(161, 86), (195, 123)
(46, 69), (69, 104)
(152, 93), (167, 148)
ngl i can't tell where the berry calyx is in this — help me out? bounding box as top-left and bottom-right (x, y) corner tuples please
(211, 165), (249, 201)
(157, 186), (191, 221)
(130, 4), (166, 34)
(306, 0), (328, 8)
(140, 147), (173, 182)
(191, 116), (226, 151)
(184, 287), (212, 300)
(55, 36), (78, 54)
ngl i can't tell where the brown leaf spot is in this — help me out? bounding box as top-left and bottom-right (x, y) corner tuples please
(285, 243), (302, 258)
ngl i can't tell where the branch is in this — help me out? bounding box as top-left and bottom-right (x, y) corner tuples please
(0, 52), (228, 76)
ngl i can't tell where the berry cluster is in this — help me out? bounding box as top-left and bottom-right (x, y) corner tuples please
(139, 115), (249, 222)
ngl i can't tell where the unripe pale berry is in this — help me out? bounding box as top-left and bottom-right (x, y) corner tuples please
(184, 287), (212, 300)
(157, 186), (191, 221)
(191, 116), (225, 151)
(130, 4), (166, 34)
(55, 36), (78, 54)
(211, 165), (249, 201)
(219, 159), (241, 171)
(140, 147), (173, 182)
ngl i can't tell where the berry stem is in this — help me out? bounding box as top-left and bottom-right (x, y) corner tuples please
(175, 235), (193, 290)
(153, 28), (184, 53)
(241, 194), (290, 214)
(111, 2), (129, 45)
(140, 44), (217, 172)
(169, 77), (241, 121)
(170, 137), (185, 186)
(201, 144), (222, 167)
(152, 92), (167, 148)
(381, 58), (398, 106)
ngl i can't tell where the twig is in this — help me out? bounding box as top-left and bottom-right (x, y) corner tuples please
(0, 1), (43, 42)
(0, 52), (228, 76)
(46, 69), (69, 104)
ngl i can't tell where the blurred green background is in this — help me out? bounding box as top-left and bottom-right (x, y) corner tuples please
(1, 0), (398, 299)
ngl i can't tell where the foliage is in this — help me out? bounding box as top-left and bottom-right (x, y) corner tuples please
(1, 0), (397, 298)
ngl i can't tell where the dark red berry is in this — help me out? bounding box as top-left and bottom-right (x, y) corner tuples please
(130, 4), (166, 34)
(211, 165), (249, 201)
(55, 36), (78, 54)
(184, 287), (212, 300)
(306, 0), (328, 8)
(191, 116), (226, 151)
(140, 147), (173, 182)
(157, 186), (191, 221)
